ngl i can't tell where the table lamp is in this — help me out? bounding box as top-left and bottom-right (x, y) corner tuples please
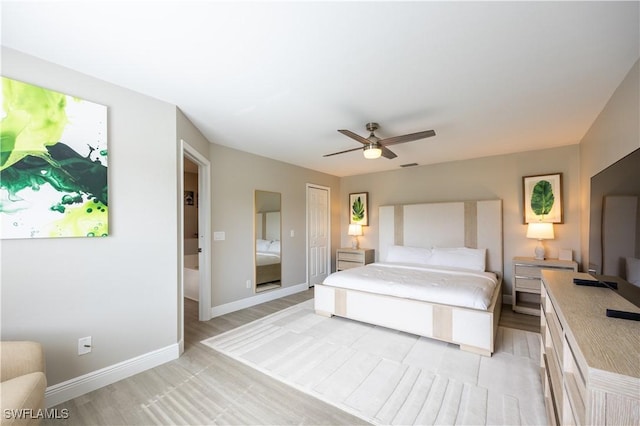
(527, 222), (554, 260)
(348, 224), (363, 249)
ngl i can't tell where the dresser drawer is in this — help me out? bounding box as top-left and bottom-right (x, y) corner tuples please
(337, 260), (361, 270)
(515, 277), (542, 293)
(515, 264), (543, 278)
(337, 248), (374, 271)
(546, 310), (563, 362)
(545, 349), (564, 422)
(564, 346), (586, 426)
(338, 252), (364, 262)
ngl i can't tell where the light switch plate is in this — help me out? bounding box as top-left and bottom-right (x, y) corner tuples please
(213, 231), (225, 241)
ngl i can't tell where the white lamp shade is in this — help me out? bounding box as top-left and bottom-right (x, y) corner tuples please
(348, 224), (363, 236)
(527, 222), (554, 240)
(363, 145), (382, 159)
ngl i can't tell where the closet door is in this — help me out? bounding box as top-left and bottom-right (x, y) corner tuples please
(308, 186), (329, 286)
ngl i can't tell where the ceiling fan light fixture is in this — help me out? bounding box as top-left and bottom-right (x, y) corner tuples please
(326, 122), (435, 160)
(363, 144), (382, 159)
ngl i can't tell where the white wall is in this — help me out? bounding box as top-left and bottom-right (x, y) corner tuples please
(1, 48), (179, 387)
(340, 145), (581, 299)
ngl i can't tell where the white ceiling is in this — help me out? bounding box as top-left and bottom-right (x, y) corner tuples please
(2, 1), (638, 177)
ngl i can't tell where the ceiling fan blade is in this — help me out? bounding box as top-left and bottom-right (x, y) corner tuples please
(338, 129), (370, 145)
(323, 146), (363, 157)
(380, 129), (436, 146)
(381, 146), (397, 159)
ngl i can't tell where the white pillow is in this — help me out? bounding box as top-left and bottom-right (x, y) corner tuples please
(385, 245), (432, 265)
(256, 239), (271, 252)
(626, 257), (640, 286)
(428, 247), (487, 271)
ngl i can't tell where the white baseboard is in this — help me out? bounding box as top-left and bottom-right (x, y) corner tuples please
(210, 283), (309, 318)
(45, 343), (180, 408)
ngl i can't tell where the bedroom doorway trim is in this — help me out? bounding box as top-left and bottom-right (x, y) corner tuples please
(180, 140), (212, 345)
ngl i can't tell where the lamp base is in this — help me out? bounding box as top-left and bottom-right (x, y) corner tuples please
(351, 237), (359, 249)
(534, 240), (545, 260)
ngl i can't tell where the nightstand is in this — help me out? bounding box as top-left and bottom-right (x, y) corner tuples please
(336, 248), (375, 271)
(513, 256), (578, 316)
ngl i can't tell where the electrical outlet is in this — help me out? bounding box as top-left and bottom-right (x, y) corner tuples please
(78, 336), (92, 355)
(246, 279), (251, 289)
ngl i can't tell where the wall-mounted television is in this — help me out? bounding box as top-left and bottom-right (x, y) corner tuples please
(588, 147), (640, 308)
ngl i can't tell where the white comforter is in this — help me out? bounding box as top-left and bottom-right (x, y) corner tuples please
(322, 262), (498, 310)
(256, 251), (280, 266)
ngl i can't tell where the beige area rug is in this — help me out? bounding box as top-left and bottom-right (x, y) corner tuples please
(202, 300), (546, 425)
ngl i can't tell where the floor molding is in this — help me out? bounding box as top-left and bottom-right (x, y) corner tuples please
(210, 283), (309, 318)
(45, 343), (180, 408)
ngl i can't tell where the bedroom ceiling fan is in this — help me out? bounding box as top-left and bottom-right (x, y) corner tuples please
(324, 122), (436, 160)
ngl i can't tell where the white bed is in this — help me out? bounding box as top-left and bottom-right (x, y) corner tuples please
(315, 200), (503, 356)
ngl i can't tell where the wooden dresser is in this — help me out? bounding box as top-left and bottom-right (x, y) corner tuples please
(540, 270), (640, 425)
(336, 248), (374, 271)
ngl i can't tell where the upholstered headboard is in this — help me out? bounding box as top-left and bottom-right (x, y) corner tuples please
(379, 200), (503, 278)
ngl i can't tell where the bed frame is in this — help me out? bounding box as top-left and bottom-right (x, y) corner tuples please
(256, 262), (281, 285)
(315, 199), (503, 356)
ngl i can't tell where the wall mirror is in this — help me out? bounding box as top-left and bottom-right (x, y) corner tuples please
(255, 190), (281, 292)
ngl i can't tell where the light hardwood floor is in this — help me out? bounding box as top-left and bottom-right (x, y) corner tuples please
(43, 289), (538, 425)
(499, 303), (540, 333)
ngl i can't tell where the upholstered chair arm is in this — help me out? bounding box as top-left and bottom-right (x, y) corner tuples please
(0, 342), (46, 382)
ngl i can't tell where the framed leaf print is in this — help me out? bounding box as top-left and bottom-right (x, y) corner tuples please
(523, 173), (563, 223)
(349, 192), (368, 226)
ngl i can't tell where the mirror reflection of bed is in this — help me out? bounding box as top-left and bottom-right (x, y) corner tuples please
(255, 190), (281, 293)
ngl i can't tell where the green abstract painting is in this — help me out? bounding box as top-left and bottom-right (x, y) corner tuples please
(0, 77), (108, 239)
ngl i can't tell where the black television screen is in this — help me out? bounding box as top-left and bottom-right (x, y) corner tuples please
(588, 148), (640, 307)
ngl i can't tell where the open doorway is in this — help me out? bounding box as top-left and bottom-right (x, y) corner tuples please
(179, 140), (212, 353)
(183, 157), (200, 300)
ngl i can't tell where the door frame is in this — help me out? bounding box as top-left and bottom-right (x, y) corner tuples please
(306, 183), (331, 287)
(179, 139), (212, 351)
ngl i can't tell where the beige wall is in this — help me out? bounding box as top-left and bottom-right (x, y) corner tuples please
(338, 60), (639, 299)
(341, 145), (581, 298)
(1, 48), (179, 386)
(580, 60), (640, 270)
(209, 144), (341, 306)
(176, 105), (342, 312)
